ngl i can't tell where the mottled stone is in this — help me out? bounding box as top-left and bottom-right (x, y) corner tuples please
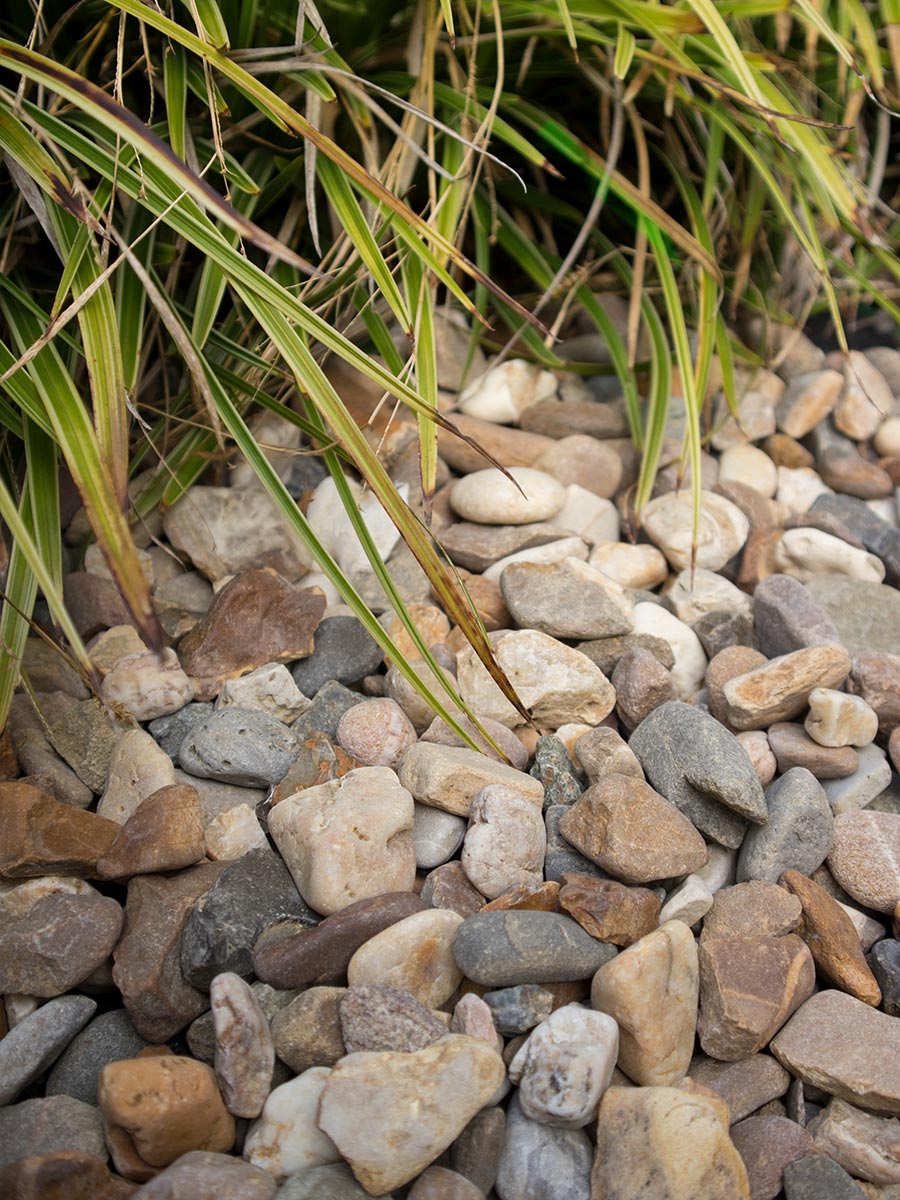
(809, 1097), (900, 1185)
(500, 557), (633, 640)
(269, 986), (345, 1073)
(178, 707), (299, 787)
(827, 809), (900, 913)
(339, 984), (447, 1054)
(721, 644), (852, 731)
(0, 1151), (135, 1200)
(0, 891), (123, 996)
(689, 1054), (790, 1124)
(642, 490), (750, 572)
(453, 910), (617, 987)
(559, 873), (659, 946)
(738, 769), (834, 884)
(216, 662), (310, 723)
(211, 972), (275, 1117)
(496, 1091), (592, 1200)
(529, 735), (582, 807)
(731, 1114), (814, 1200)
(590, 921), (699, 1087)
(347, 908), (463, 1008)
(243, 1068), (339, 1181)
(46, 1009), (149, 1106)
(461, 783), (545, 900)
(100, 649), (192, 723)
(483, 985), (554, 1035)
(573, 725), (644, 784)
(97, 729), (177, 826)
(848, 653), (900, 736)
(335, 698), (416, 770)
(0, 996), (97, 1105)
(0, 782), (119, 876)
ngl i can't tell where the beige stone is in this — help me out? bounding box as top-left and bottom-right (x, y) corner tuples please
(588, 542), (669, 589)
(718, 444), (778, 498)
(347, 908), (464, 1008)
(809, 1098), (900, 1185)
(399, 743), (543, 818)
(642, 490), (749, 572)
(828, 809), (900, 914)
(590, 921), (699, 1087)
(805, 687), (879, 748)
(721, 643), (852, 731)
(774, 528), (885, 584)
(835, 351), (895, 441)
(775, 369), (843, 438)
(211, 972), (275, 1119)
(97, 730), (176, 825)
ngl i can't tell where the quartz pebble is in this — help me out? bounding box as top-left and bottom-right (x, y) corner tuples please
(461, 783), (545, 899)
(450, 467), (566, 525)
(243, 1068), (340, 1181)
(805, 687), (879, 748)
(211, 972), (275, 1118)
(496, 1092), (592, 1200)
(347, 908), (464, 1008)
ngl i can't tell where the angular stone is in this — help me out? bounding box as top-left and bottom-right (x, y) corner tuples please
(770, 990), (900, 1114)
(753, 574), (842, 658)
(483, 985), (554, 1035)
(848, 653), (900, 736)
(738, 769), (834, 884)
(768, 723), (859, 779)
(731, 1114), (814, 1200)
(559, 774), (709, 883)
(0, 892), (122, 996)
(780, 869), (881, 1005)
(784, 1153), (868, 1199)
(805, 687), (877, 752)
(591, 1084), (750, 1200)
(268, 766), (415, 916)
(612, 648), (676, 730)
(809, 1097), (900, 1185)
(500, 557), (633, 640)
(559, 874), (659, 946)
(0, 782), (119, 876)
(100, 648), (192, 723)
(590, 921), (699, 1087)
(135, 1150), (277, 1199)
(339, 984), (446, 1055)
(629, 701), (766, 847)
(112, 861), (226, 1041)
(440, 521), (570, 574)
(495, 1091), (592, 1200)
(271, 987), (345, 1073)
(0, 1151), (135, 1200)
(317, 1036), (506, 1194)
(453, 910), (617, 987)
(482, 880), (562, 913)
(702, 881), (802, 941)
(827, 809), (900, 913)
(689, 1054), (790, 1124)
(253, 893), (425, 989)
(96, 784), (205, 879)
(399, 743), (543, 818)
(573, 725), (644, 783)
(216, 662), (310, 723)
(203, 802), (267, 861)
(242, 1067), (339, 1181)
(529, 734), (583, 807)
(290, 614), (383, 696)
(659, 874), (715, 928)
(461, 783), (545, 900)
(347, 908), (464, 1008)
(0, 996), (97, 1105)
(722, 644), (852, 731)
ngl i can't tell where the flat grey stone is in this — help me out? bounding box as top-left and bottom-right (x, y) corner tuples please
(291, 615), (383, 696)
(812, 493), (900, 583)
(412, 803), (467, 870)
(737, 768), (834, 884)
(45, 1008), (149, 1105)
(753, 574), (841, 658)
(0, 1094), (106, 1169)
(453, 910), (617, 987)
(0, 995), (96, 1105)
(179, 707), (299, 786)
(440, 522), (570, 573)
(822, 743), (892, 814)
(783, 1153), (866, 1199)
(495, 1092), (592, 1200)
(629, 701), (765, 847)
(806, 575), (900, 655)
(483, 985), (554, 1034)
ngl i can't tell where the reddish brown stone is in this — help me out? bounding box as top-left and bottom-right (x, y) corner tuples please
(730, 1114), (814, 1200)
(736, 529), (783, 593)
(269, 732), (358, 804)
(702, 882), (802, 942)
(0, 1152), (136, 1200)
(421, 861), (486, 919)
(95, 785), (206, 879)
(0, 892), (123, 997)
(779, 869), (881, 1006)
(63, 573), (134, 640)
(761, 434), (814, 470)
(0, 782), (119, 877)
(714, 480), (785, 531)
(481, 881), (561, 913)
(706, 647), (768, 727)
(767, 723), (858, 780)
(559, 873), (660, 946)
(612, 648), (675, 730)
(178, 569), (326, 699)
(817, 451), (893, 499)
(253, 891), (428, 989)
(0, 725), (20, 780)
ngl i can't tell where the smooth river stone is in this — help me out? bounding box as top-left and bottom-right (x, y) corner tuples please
(252, 892), (426, 989)
(449, 467), (566, 525)
(508, 1003), (619, 1128)
(737, 768), (834, 884)
(590, 921), (699, 1087)
(558, 774), (709, 884)
(461, 783), (546, 900)
(721, 643), (852, 731)
(500, 557), (634, 640)
(398, 743), (544, 817)
(178, 708), (299, 787)
(317, 1035), (506, 1194)
(641, 489), (750, 572)
(591, 1085), (750, 1200)
(243, 1068), (340, 1181)
(347, 908), (464, 1008)
(770, 990), (900, 1114)
(495, 1091), (592, 1200)
(0, 995), (97, 1105)
(453, 910), (617, 987)
(211, 972), (275, 1118)
(267, 766), (415, 916)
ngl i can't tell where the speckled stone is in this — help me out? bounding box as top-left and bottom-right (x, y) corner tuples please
(178, 707), (299, 787)
(737, 768), (834, 884)
(453, 910), (617, 987)
(46, 1009), (150, 1106)
(339, 984), (447, 1054)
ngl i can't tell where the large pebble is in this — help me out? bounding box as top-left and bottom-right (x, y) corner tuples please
(775, 369), (843, 438)
(318, 1035), (505, 1194)
(721, 643), (852, 731)
(753, 573), (841, 658)
(399, 742), (543, 817)
(642, 489), (750, 571)
(458, 359), (556, 423)
(100, 648), (193, 721)
(211, 972), (275, 1118)
(178, 707), (298, 786)
(774, 527), (885, 583)
(500, 557), (633, 639)
(413, 803), (467, 869)
(97, 729), (177, 825)
(559, 874), (660, 946)
(347, 908), (464, 1007)
(0, 1094), (106, 1171)
(450, 467), (566, 525)
(216, 662), (310, 722)
(806, 575), (900, 656)
(631, 603), (708, 698)
(453, 910), (617, 986)
(336, 698), (417, 769)
(495, 1092), (592, 1200)
(731, 1114), (814, 1200)
(268, 767), (415, 916)
(805, 687), (878, 748)
(271, 987), (345, 1073)
(46, 1008), (150, 1105)
(737, 768), (834, 883)
(688, 1053), (790, 1124)
(590, 921), (699, 1087)
(292, 614), (383, 696)
(243, 1068), (340, 1180)
(827, 809), (900, 913)
(135, 1151), (278, 1200)
(0, 782), (119, 877)
(461, 783), (545, 899)
(339, 984), (447, 1054)
(808, 1097), (900, 1185)
(0, 891), (123, 996)
(96, 783), (205, 878)
(0, 995), (96, 1105)
(784, 1152), (870, 1198)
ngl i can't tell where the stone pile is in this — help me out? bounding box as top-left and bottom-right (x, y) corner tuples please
(2, 317), (900, 1198)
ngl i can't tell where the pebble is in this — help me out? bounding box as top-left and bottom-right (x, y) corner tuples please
(216, 662), (310, 722)
(96, 783), (205, 878)
(719, 443), (779, 497)
(441, 520), (570, 573)
(210, 972), (274, 1118)
(721, 643), (852, 731)
(809, 1097), (900, 1185)
(408, 1165), (485, 1200)
(0, 994), (96, 1105)
(573, 725), (644, 783)
(148, 704), (214, 761)
(591, 1084), (750, 1199)
(178, 707), (299, 787)
(689, 1053), (791, 1124)
(737, 768), (834, 883)
(827, 809), (900, 913)
(784, 1153), (869, 1199)
(806, 576), (900, 655)
(180, 844), (312, 986)
(814, 494), (900, 584)
(306, 475), (406, 578)
(101, 647), (194, 722)
(631, 602), (708, 697)
(612, 647), (675, 729)
(775, 369), (843, 437)
(848, 652), (900, 736)
(588, 541), (668, 589)
(0, 1150), (135, 1200)
(98, 1055), (235, 1174)
(243, 1068), (340, 1181)
(0, 781), (120, 875)
(346, 908), (464, 1008)
(450, 467), (566, 525)
(500, 556), (634, 639)
(271, 987), (346, 1072)
(731, 1113), (815, 1200)
(508, 1003), (619, 1127)
(560, 772), (708, 882)
(0, 891), (123, 996)
(450, 1106), (506, 1195)
(204, 802), (268, 860)
(591, 921), (699, 1087)
(317, 1036), (506, 1195)
(481, 536), (589, 584)
(455, 628), (616, 728)
(774, 527), (885, 583)
(776, 465), (834, 513)
(98, 728), (178, 826)
(400, 743), (543, 820)
(495, 1091), (592, 1200)
(46, 1009), (149, 1105)
(275, 1162), (378, 1198)
(0, 1095), (107, 1171)
(753, 573), (842, 657)
(630, 700), (767, 845)
(826, 743), (893, 814)
(659, 874), (715, 927)
(483, 985), (555, 1035)
(335, 698), (417, 769)
(268, 766), (415, 915)
(737, 730), (777, 786)
(780, 869), (881, 1006)
(291, 614), (383, 696)
(339, 984), (447, 1054)
(711, 368), (781, 450)
(458, 359), (557, 423)
(642, 489), (750, 571)
(835, 351), (894, 440)
(252, 892), (425, 989)
(559, 873), (660, 945)
(771, 990), (900, 1114)
(529, 734), (583, 807)
(413, 803), (467, 869)
(421, 714), (529, 770)
(45, 696), (119, 793)
(453, 910), (617, 986)
(768, 723), (859, 779)
(461, 783), (545, 899)
(135, 1150), (278, 1199)
(871, 940), (900, 1016)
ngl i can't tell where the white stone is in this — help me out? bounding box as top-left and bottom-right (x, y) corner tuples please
(215, 663), (309, 723)
(711, 369), (782, 451)
(659, 874), (714, 927)
(631, 603), (707, 699)
(835, 351), (895, 441)
(774, 528), (885, 584)
(100, 649), (193, 722)
(412, 803), (467, 869)
(776, 466), (833, 513)
(243, 1068), (340, 1180)
(211, 971), (275, 1118)
(868, 497), (898, 526)
(718, 444), (778, 498)
(874, 416), (900, 457)
(458, 360), (557, 424)
(450, 467), (566, 526)
(455, 628), (617, 729)
(665, 568), (752, 629)
(97, 730), (176, 824)
(5, 995), (40, 1027)
(823, 743), (893, 815)
(399, 742), (544, 817)
(805, 688), (879, 749)
(482, 537), (588, 584)
(641, 490), (749, 572)
(553, 724), (594, 761)
(296, 570), (342, 608)
(509, 1004), (619, 1128)
(0, 876), (97, 921)
(553, 486), (620, 543)
(267, 767), (416, 915)
(461, 783), (546, 900)
(306, 476), (407, 578)
(693, 844), (737, 894)
(204, 803), (267, 860)
(347, 909), (465, 1008)
(588, 543), (668, 590)
(736, 730), (777, 786)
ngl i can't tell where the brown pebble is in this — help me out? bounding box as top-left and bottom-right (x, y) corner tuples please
(706, 646), (768, 726)
(481, 881), (561, 912)
(612, 648), (675, 730)
(0, 782), (120, 878)
(0, 1152), (136, 1200)
(689, 1054), (790, 1124)
(762, 434), (815, 469)
(420, 861), (486, 919)
(702, 882), (802, 941)
(559, 873), (660, 946)
(847, 652), (900, 736)
(767, 723), (859, 779)
(95, 785), (205, 879)
(731, 1114), (814, 1200)
(736, 529), (783, 592)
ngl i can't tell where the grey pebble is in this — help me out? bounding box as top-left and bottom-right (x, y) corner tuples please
(412, 803), (467, 870)
(737, 767), (834, 884)
(149, 702), (215, 759)
(870, 939), (900, 1017)
(134, 1150), (277, 1199)
(530, 736), (583, 809)
(179, 707), (299, 786)
(0, 994), (96, 1106)
(291, 615), (383, 696)
(483, 985), (554, 1035)
(783, 1153), (866, 1199)
(544, 805), (607, 884)
(0, 1094), (105, 1169)
(753, 574), (841, 658)
(495, 1092), (592, 1200)
(276, 1163), (387, 1199)
(806, 576), (900, 655)
(694, 607), (755, 658)
(453, 910), (617, 988)
(822, 743), (892, 814)
(45, 1008), (149, 1105)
